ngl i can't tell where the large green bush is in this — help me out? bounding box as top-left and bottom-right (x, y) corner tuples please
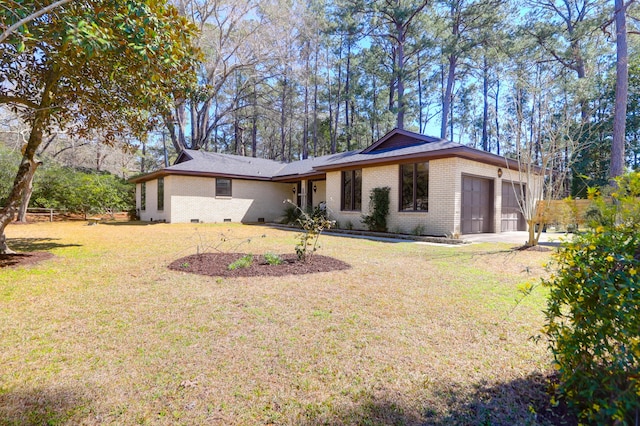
(32, 164), (134, 216)
(543, 172), (640, 424)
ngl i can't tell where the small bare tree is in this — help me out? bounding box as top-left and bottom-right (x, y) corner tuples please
(505, 62), (589, 246)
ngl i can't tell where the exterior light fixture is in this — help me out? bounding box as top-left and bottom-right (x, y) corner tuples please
(313, 184), (317, 193)
(497, 168), (503, 178)
(292, 186), (296, 194)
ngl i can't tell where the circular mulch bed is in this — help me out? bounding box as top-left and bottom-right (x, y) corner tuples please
(0, 252), (55, 269)
(168, 253), (350, 278)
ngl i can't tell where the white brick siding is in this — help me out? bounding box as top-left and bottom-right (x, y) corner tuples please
(137, 178), (169, 222)
(135, 155), (540, 234)
(138, 176), (291, 223)
(324, 158), (539, 236)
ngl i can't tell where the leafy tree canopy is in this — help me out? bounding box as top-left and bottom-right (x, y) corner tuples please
(0, 0), (199, 253)
(0, 0), (199, 143)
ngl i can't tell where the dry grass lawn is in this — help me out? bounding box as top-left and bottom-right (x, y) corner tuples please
(0, 222), (559, 425)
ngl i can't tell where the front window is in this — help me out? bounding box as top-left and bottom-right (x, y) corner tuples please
(216, 178), (232, 197)
(140, 182), (146, 211)
(400, 162), (429, 211)
(157, 177), (164, 211)
(341, 169), (362, 211)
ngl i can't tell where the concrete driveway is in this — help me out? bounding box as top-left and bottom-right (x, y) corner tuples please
(461, 231), (570, 246)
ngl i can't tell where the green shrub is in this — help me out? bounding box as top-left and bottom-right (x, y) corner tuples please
(0, 146), (20, 205)
(281, 204), (302, 225)
(264, 252), (282, 266)
(228, 254), (253, 270)
(542, 172), (640, 424)
(32, 165), (134, 216)
(361, 186), (390, 232)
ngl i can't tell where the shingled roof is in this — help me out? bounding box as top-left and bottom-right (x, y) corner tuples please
(129, 128), (521, 184)
(173, 150), (287, 178)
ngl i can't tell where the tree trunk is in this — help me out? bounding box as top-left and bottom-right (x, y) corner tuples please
(1, 157), (44, 254)
(372, 74), (378, 142)
(17, 160), (42, 222)
(345, 41), (351, 150)
(330, 39), (343, 154)
(610, 0), (628, 179)
(482, 55), (489, 151)
(0, 68), (58, 254)
(389, 47), (396, 112)
(251, 81), (258, 157)
(417, 51), (423, 133)
(495, 79), (500, 155)
(303, 40), (310, 159)
(441, 54), (456, 139)
(312, 39), (319, 157)
(280, 70), (288, 160)
(174, 101), (188, 149)
(164, 114), (186, 153)
(396, 21), (405, 130)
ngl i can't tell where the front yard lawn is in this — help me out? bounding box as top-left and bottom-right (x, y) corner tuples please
(0, 222), (564, 425)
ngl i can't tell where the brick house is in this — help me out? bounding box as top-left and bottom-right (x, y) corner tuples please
(130, 128), (538, 236)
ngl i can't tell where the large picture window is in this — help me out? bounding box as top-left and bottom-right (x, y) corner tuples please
(157, 177), (164, 211)
(341, 169), (362, 211)
(400, 162), (429, 211)
(216, 178), (232, 197)
(140, 182), (146, 211)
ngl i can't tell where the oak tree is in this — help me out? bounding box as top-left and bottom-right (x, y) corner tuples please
(0, 0), (198, 253)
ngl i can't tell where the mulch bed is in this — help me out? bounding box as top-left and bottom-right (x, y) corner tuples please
(168, 253), (350, 278)
(0, 252), (55, 269)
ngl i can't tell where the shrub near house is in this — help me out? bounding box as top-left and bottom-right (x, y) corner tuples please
(543, 172), (640, 424)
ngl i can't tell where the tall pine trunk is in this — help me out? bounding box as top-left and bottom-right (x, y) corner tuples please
(395, 21), (406, 130)
(301, 40), (310, 159)
(610, 0), (628, 179)
(417, 51), (424, 133)
(495, 79), (501, 155)
(312, 39), (319, 157)
(482, 55), (489, 151)
(251, 80), (258, 157)
(441, 55), (456, 139)
(280, 70), (288, 160)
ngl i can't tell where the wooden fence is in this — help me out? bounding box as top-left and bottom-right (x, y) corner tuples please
(535, 199), (594, 230)
(0, 207), (63, 222)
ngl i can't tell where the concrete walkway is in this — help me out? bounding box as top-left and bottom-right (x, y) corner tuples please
(269, 223), (570, 247)
(461, 231), (570, 246)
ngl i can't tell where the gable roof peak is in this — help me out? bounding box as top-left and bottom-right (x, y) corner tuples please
(361, 128), (444, 154)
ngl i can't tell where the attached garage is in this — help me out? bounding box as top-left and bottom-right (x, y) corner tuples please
(501, 182), (526, 231)
(461, 175), (494, 234)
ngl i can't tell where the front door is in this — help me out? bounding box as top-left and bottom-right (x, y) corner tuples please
(307, 180), (314, 209)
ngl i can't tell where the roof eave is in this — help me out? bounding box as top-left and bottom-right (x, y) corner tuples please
(313, 147), (538, 173)
(272, 171), (327, 182)
(128, 169), (275, 183)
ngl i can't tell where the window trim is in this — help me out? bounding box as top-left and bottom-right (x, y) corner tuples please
(399, 162), (429, 212)
(216, 177), (232, 197)
(341, 169), (362, 211)
(157, 177), (164, 211)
